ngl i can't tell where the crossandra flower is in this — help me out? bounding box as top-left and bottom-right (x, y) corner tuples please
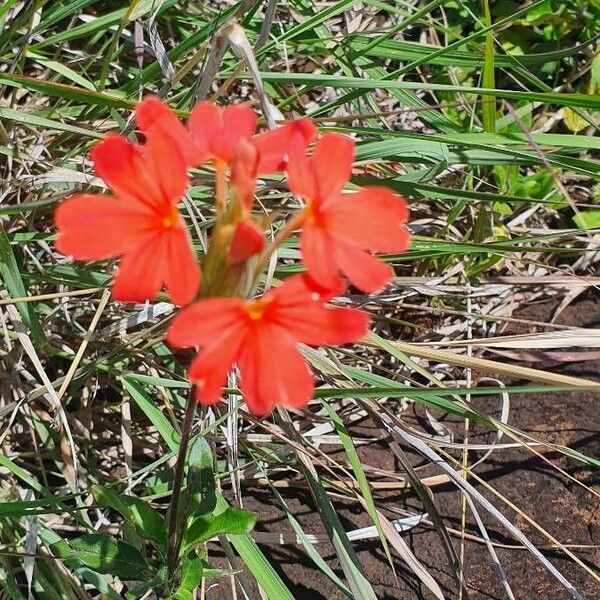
(287, 133), (411, 293)
(54, 129), (200, 306)
(167, 275), (368, 415)
(135, 96), (316, 173)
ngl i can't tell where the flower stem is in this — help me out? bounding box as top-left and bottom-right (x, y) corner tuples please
(166, 386), (197, 582)
(253, 207), (308, 281)
(215, 160), (228, 216)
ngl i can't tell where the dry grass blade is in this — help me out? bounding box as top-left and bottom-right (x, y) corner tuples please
(372, 403), (585, 600)
(431, 329), (600, 348)
(376, 508), (446, 600)
(385, 338), (600, 388)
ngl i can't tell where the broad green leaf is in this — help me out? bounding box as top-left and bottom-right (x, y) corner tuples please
(51, 534), (153, 580)
(573, 210), (600, 229)
(169, 592), (193, 600)
(181, 507), (256, 555)
(564, 108), (589, 133)
(122, 495), (167, 550)
(125, 567), (167, 600)
(92, 486), (167, 551)
(186, 435), (216, 517)
(168, 556), (204, 596)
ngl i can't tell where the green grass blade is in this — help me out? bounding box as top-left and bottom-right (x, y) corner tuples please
(214, 495), (295, 600)
(121, 377), (180, 453)
(480, 0), (496, 131)
(321, 401), (395, 571)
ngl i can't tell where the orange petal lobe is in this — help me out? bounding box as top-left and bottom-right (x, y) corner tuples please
(189, 328), (245, 406)
(135, 96), (199, 166)
(333, 240), (393, 293)
(188, 101), (221, 162)
(239, 324), (314, 415)
(228, 220), (265, 264)
(300, 223), (343, 291)
(286, 146), (317, 200)
(277, 303), (368, 346)
(165, 228), (201, 306)
(326, 187), (410, 252)
(253, 118), (317, 173)
(54, 194), (152, 260)
(268, 274), (367, 345)
(91, 135), (157, 207)
(217, 104), (257, 161)
(312, 133), (354, 201)
(111, 235), (167, 302)
(167, 298), (246, 348)
(142, 121), (189, 205)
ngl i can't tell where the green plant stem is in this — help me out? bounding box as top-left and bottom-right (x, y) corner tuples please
(252, 207), (308, 283)
(166, 386), (197, 583)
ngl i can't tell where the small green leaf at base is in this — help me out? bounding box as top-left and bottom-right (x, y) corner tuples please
(51, 534), (153, 581)
(180, 507), (256, 556)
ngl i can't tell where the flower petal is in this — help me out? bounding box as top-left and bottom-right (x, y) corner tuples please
(165, 227), (201, 306)
(189, 328), (245, 406)
(239, 323), (313, 415)
(312, 133), (354, 201)
(91, 135), (160, 208)
(142, 119), (189, 205)
(253, 118), (317, 173)
(188, 101), (222, 161)
(111, 234), (167, 302)
(333, 240), (392, 293)
(269, 273), (344, 304)
(267, 275), (366, 345)
(216, 104), (257, 162)
(300, 223), (343, 291)
(326, 187), (410, 252)
(286, 145), (317, 200)
(135, 96), (201, 167)
(54, 194), (153, 260)
(275, 304), (368, 346)
(167, 298), (246, 348)
(228, 220), (264, 264)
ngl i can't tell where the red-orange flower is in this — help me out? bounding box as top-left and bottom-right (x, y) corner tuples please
(54, 128), (200, 306)
(167, 275), (368, 415)
(135, 96), (316, 173)
(288, 133), (410, 293)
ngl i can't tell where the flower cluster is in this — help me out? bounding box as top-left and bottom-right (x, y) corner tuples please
(55, 97), (410, 415)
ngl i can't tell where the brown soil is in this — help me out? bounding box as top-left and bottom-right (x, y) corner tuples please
(211, 296), (600, 599)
